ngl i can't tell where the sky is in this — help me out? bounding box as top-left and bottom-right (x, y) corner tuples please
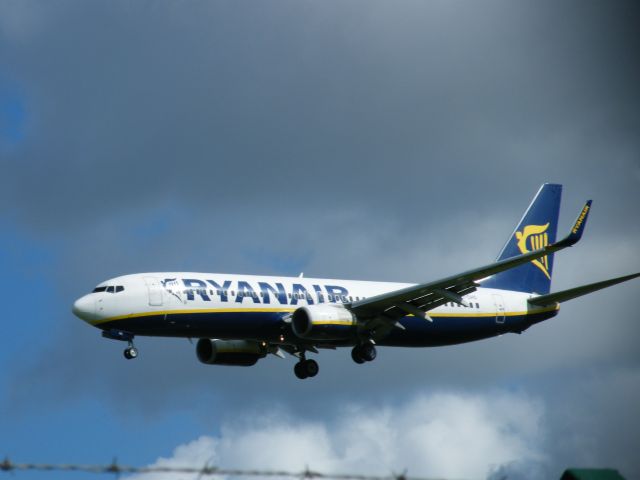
(0, 1), (639, 479)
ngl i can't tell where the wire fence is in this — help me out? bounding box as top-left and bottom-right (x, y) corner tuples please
(0, 459), (456, 480)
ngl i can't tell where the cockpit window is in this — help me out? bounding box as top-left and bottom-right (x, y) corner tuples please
(92, 285), (125, 293)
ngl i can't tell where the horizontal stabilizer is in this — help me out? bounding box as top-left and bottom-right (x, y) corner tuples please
(528, 272), (640, 307)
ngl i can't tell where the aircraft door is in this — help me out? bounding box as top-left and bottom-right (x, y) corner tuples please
(144, 277), (163, 306)
(492, 294), (505, 324)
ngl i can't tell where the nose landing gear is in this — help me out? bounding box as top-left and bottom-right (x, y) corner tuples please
(123, 342), (138, 360)
(102, 330), (138, 360)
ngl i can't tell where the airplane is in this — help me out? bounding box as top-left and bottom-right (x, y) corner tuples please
(72, 184), (639, 379)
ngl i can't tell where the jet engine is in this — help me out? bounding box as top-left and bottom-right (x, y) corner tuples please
(196, 339), (266, 366)
(292, 304), (357, 340)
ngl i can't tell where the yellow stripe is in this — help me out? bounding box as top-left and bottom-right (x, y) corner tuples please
(90, 307), (297, 325)
(91, 304), (559, 326)
(312, 320), (356, 326)
(430, 305), (558, 318)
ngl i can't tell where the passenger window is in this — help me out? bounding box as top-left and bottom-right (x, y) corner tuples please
(328, 295), (334, 302)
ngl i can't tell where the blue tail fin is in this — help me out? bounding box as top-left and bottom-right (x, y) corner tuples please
(481, 183), (562, 294)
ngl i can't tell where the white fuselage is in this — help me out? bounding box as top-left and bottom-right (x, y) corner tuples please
(73, 272), (558, 347)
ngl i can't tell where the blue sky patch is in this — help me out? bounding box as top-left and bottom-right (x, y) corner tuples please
(0, 86), (27, 147)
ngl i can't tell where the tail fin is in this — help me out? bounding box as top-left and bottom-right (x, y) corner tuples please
(481, 183), (562, 294)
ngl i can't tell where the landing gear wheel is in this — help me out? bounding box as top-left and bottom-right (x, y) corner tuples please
(294, 359), (319, 379)
(360, 343), (377, 362)
(294, 361), (308, 379)
(351, 347), (365, 364)
(304, 359), (319, 377)
(123, 346), (138, 360)
(351, 343), (376, 364)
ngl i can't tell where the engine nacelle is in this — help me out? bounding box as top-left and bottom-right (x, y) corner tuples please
(292, 305), (357, 340)
(196, 339), (266, 366)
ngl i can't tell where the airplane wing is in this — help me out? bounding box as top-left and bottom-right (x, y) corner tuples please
(528, 272), (640, 307)
(349, 201), (592, 325)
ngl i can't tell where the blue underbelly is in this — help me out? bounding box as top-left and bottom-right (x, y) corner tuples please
(96, 309), (557, 346)
(380, 310), (557, 346)
(98, 311), (286, 340)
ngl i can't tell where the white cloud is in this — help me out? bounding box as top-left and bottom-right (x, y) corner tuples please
(127, 391), (546, 480)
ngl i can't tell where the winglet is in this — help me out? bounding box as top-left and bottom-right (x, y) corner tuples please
(556, 200), (592, 247)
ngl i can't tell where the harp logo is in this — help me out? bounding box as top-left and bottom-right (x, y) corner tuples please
(515, 223), (551, 279)
(162, 278), (186, 303)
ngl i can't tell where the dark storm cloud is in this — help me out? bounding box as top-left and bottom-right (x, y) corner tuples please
(1, 0), (639, 232)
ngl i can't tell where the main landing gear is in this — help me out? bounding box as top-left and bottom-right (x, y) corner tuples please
(351, 342), (377, 364)
(291, 342), (376, 379)
(294, 356), (319, 380)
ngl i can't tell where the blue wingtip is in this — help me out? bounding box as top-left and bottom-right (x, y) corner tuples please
(566, 200), (592, 245)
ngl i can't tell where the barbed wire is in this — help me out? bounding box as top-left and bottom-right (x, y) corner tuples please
(0, 459), (458, 480)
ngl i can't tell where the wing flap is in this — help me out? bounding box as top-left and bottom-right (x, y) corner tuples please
(379, 283), (477, 320)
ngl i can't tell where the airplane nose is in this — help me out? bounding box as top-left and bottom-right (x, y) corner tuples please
(72, 295), (96, 322)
